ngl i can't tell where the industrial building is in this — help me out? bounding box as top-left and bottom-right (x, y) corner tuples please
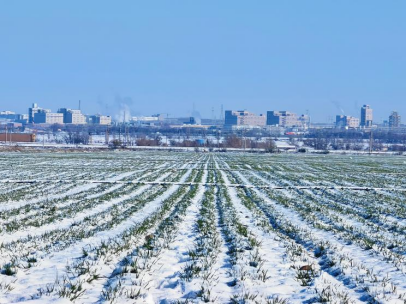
(335, 115), (360, 129)
(28, 103), (48, 123)
(29, 103), (64, 124)
(0, 111), (24, 121)
(57, 108), (87, 124)
(267, 111), (299, 127)
(224, 110), (266, 127)
(298, 114), (311, 129)
(132, 114), (164, 122)
(129, 114), (164, 126)
(88, 114), (112, 125)
(33, 110), (64, 124)
(26, 103), (112, 126)
(0, 133), (36, 143)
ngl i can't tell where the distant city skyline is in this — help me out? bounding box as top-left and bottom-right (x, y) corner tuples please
(1, 1), (405, 122)
(0, 98), (403, 125)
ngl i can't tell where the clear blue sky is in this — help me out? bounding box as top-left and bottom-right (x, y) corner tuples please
(1, 1), (405, 122)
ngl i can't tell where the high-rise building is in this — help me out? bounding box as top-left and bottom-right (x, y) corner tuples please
(360, 105), (373, 127)
(389, 111), (401, 128)
(335, 115), (360, 129)
(224, 110), (266, 127)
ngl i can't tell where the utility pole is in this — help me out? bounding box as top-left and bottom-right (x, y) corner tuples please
(123, 111), (127, 146)
(105, 127), (109, 145)
(119, 125), (121, 143)
(369, 130), (373, 155)
(244, 129), (246, 151)
(217, 129), (220, 149)
(242, 129), (246, 152)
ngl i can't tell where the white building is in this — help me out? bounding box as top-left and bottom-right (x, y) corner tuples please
(225, 110), (266, 127)
(88, 114), (112, 125)
(0, 111), (15, 115)
(58, 108), (87, 124)
(336, 115), (360, 129)
(33, 111), (64, 124)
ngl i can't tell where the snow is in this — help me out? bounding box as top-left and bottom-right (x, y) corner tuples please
(1, 151), (406, 304)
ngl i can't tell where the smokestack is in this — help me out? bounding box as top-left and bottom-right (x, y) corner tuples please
(79, 100), (81, 111)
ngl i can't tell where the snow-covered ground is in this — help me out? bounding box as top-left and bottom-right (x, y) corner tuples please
(0, 151), (405, 303)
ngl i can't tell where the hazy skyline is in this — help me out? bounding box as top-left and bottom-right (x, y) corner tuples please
(1, 1), (405, 122)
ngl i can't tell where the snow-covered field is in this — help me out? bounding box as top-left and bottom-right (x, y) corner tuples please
(0, 151), (405, 304)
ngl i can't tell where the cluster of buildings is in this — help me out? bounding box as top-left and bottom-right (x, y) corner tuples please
(0, 102), (403, 132)
(0, 103), (111, 127)
(222, 105), (402, 131)
(335, 105), (402, 129)
(29, 103), (111, 125)
(334, 105), (370, 129)
(224, 110), (310, 129)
